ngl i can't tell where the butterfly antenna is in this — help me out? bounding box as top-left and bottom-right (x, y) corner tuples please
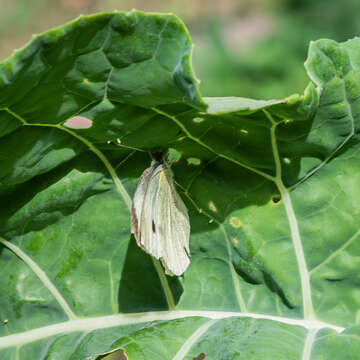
(107, 138), (146, 152)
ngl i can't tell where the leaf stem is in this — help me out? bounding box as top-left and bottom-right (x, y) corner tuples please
(302, 328), (319, 360)
(152, 258), (175, 310)
(278, 186), (315, 320)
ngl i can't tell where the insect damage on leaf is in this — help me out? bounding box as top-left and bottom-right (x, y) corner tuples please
(63, 116), (93, 129)
(271, 194), (281, 204)
(193, 353), (206, 360)
(95, 348), (128, 360)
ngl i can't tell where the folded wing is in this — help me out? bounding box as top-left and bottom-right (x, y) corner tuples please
(156, 166), (190, 276)
(131, 163), (190, 276)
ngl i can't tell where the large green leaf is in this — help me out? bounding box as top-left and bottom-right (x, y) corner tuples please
(0, 10), (359, 359)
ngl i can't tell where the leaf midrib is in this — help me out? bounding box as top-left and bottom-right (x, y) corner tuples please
(0, 310), (344, 350)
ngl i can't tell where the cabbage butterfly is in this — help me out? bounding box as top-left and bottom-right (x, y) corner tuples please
(131, 153), (190, 276)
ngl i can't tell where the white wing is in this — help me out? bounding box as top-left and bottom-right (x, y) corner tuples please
(132, 163), (163, 259)
(131, 163), (190, 276)
(131, 165), (154, 247)
(156, 166), (190, 276)
(138, 164), (163, 259)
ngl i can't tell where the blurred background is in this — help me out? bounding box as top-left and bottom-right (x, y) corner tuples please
(1, 0), (360, 99)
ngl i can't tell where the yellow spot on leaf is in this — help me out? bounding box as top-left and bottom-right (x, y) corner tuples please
(232, 237), (239, 246)
(229, 216), (242, 228)
(209, 201), (217, 212)
(193, 117), (204, 123)
(283, 157), (291, 164)
(187, 157), (201, 166)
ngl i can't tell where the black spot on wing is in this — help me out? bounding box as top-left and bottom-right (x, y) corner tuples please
(152, 220), (156, 233)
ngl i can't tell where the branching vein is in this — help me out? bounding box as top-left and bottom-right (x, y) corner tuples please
(2, 108), (175, 311)
(264, 109), (315, 320)
(302, 328), (319, 360)
(172, 319), (217, 360)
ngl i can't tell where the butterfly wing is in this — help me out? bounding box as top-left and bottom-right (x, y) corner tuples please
(131, 163), (190, 276)
(131, 165), (154, 247)
(156, 166), (190, 276)
(131, 163), (163, 259)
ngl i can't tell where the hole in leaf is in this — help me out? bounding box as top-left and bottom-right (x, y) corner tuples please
(272, 194), (281, 204)
(63, 116), (93, 129)
(325, 278), (343, 282)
